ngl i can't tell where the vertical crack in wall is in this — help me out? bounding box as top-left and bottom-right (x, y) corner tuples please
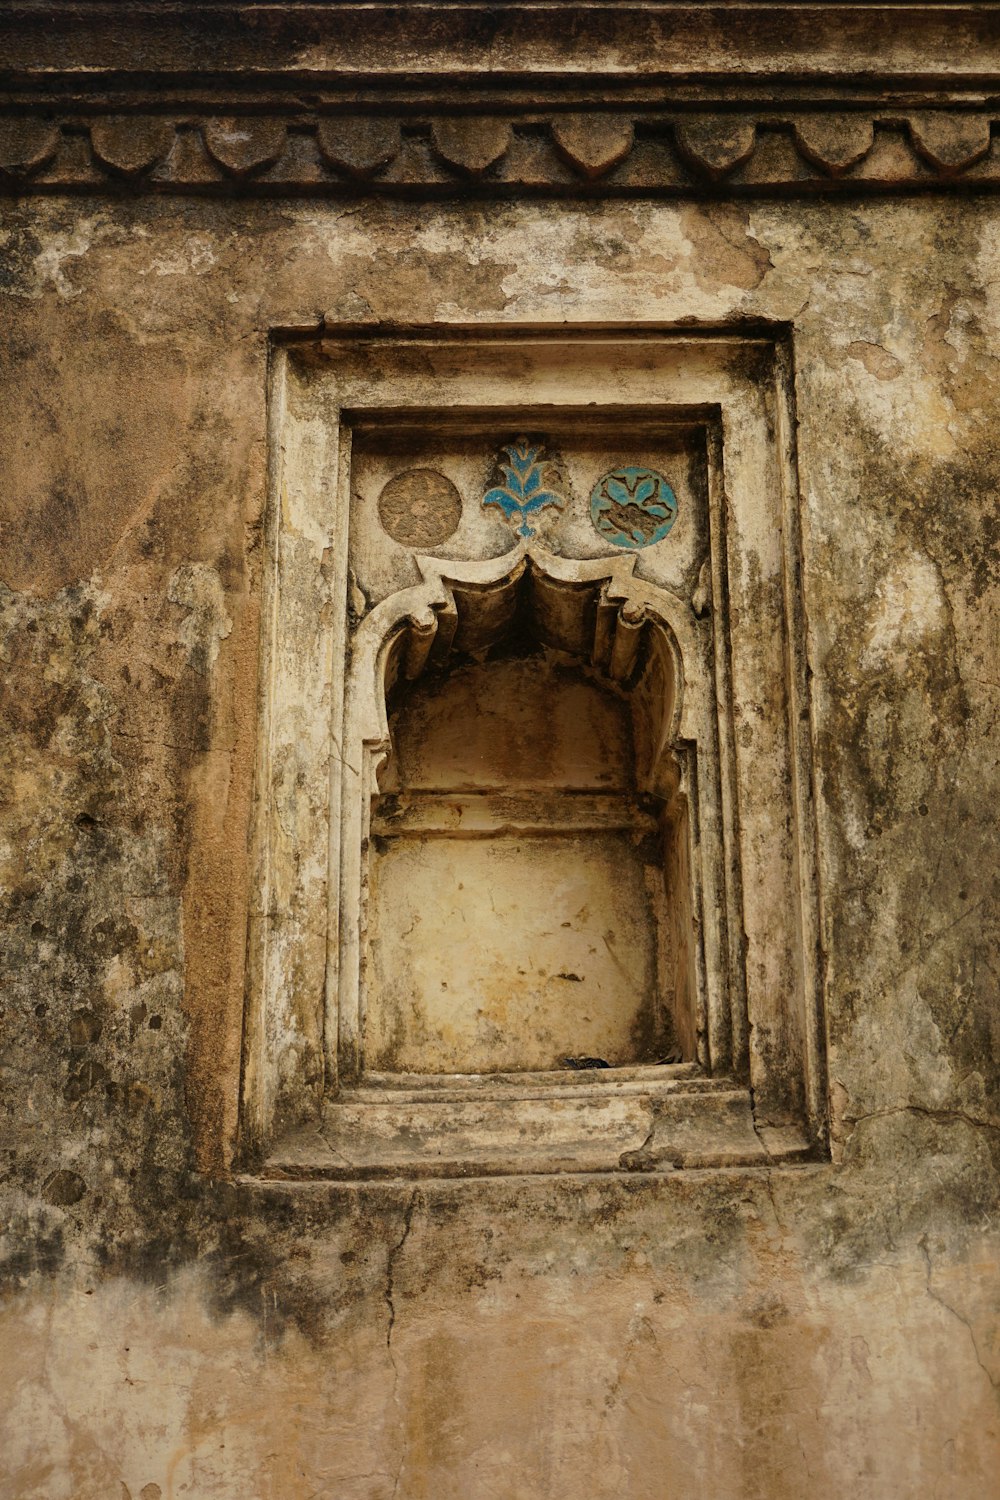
(919, 1235), (998, 1390)
(384, 1189), (418, 1355)
(384, 1189), (419, 1497)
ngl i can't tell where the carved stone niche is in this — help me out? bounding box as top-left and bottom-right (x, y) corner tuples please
(357, 548), (699, 1080)
(241, 328), (826, 1179)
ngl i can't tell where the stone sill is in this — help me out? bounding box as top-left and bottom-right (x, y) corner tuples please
(260, 1069), (814, 1181)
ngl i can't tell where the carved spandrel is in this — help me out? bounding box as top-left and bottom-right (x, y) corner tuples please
(352, 425), (706, 615)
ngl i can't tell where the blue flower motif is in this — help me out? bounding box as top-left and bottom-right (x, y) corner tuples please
(591, 466), (677, 549)
(482, 438), (566, 538)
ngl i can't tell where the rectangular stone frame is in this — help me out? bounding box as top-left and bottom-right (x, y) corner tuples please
(240, 325), (826, 1175)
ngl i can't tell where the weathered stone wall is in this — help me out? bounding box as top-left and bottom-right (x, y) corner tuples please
(1, 124), (998, 1500)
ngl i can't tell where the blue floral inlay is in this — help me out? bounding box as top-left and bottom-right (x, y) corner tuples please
(591, 466), (678, 549)
(482, 438), (566, 538)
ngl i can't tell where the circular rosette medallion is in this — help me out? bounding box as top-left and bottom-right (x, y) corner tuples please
(378, 468), (463, 547)
(590, 466), (678, 549)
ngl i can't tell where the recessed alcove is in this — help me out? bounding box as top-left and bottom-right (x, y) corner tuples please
(365, 568), (696, 1078)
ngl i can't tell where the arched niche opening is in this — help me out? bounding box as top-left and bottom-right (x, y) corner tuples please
(356, 556), (699, 1078)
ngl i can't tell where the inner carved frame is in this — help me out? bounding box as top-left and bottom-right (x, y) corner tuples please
(342, 546), (711, 1082)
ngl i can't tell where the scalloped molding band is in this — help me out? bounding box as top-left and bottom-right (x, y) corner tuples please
(2, 112), (1000, 197)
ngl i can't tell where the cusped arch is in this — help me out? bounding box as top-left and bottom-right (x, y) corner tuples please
(349, 543), (704, 781)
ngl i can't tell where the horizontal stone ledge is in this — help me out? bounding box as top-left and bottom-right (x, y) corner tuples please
(355, 1061), (707, 1099)
(261, 1081), (816, 1181)
(371, 791), (660, 838)
(2, 112), (1000, 195)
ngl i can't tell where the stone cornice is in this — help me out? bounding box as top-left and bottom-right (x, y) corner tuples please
(4, 4), (1000, 196)
(4, 5), (1000, 89)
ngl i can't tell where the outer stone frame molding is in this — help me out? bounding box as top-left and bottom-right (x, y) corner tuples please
(240, 325), (826, 1179)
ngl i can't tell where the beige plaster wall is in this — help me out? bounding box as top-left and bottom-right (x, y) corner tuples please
(0, 194), (997, 1498)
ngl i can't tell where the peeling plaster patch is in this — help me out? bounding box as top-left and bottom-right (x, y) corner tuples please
(0, 221), (104, 302)
(844, 978), (962, 1133)
(678, 204), (772, 293)
(846, 359), (958, 461)
(380, 205), (737, 320)
(847, 341), (904, 381)
(407, 219), (479, 257)
(862, 550), (948, 669)
(310, 210), (382, 266)
(301, 202), (770, 325)
(167, 565), (232, 676)
(143, 236), (218, 279)
(929, 297), (976, 375)
(806, 326), (958, 476)
(973, 214), (1000, 340)
(837, 792), (873, 855)
(31, 224), (96, 300)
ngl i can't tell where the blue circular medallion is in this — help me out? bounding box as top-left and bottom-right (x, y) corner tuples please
(590, 466), (678, 549)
